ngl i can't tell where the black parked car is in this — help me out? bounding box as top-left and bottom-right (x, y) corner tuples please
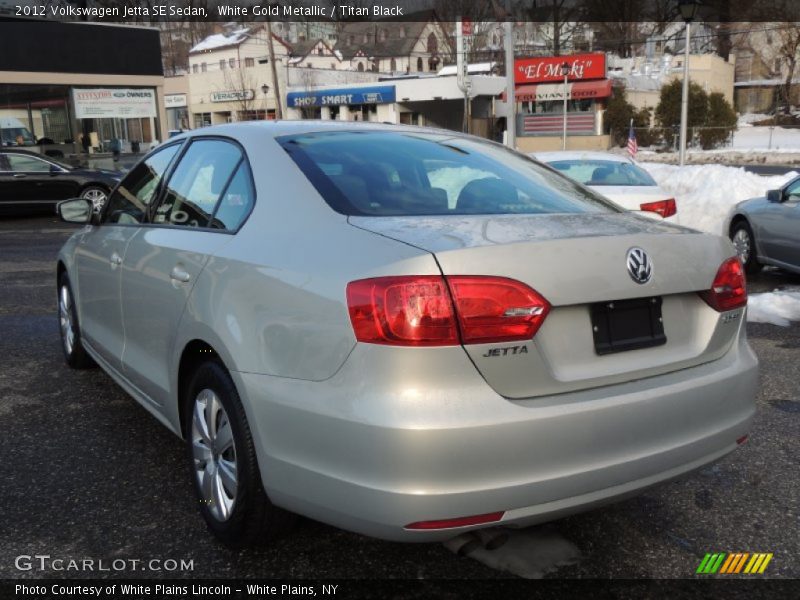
(0, 149), (121, 214)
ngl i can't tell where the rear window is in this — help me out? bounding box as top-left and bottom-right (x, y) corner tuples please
(547, 159), (657, 187)
(278, 131), (617, 216)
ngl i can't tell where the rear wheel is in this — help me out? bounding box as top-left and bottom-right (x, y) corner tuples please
(730, 221), (762, 275)
(58, 273), (94, 369)
(184, 361), (295, 547)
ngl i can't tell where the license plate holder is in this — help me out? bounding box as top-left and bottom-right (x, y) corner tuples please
(590, 296), (666, 355)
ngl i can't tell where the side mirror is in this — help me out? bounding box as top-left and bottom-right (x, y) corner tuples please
(57, 198), (92, 224)
(766, 189), (782, 203)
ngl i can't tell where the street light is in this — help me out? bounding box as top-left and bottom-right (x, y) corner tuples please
(261, 84), (270, 96)
(678, 0), (700, 165)
(561, 61), (570, 151)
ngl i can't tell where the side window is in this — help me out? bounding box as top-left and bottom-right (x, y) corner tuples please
(103, 144), (180, 224)
(7, 154), (53, 172)
(211, 161), (254, 230)
(785, 179), (800, 201)
(0, 154), (10, 171)
(154, 139), (241, 228)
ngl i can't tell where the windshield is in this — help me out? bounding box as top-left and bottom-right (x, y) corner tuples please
(546, 159), (657, 187)
(278, 131), (618, 217)
(1, 127), (36, 146)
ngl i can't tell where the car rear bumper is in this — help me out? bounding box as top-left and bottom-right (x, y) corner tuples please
(234, 333), (758, 542)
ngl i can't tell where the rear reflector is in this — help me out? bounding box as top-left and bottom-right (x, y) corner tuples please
(699, 257), (747, 312)
(640, 198), (677, 218)
(346, 276), (550, 346)
(737, 434), (749, 445)
(405, 511), (505, 530)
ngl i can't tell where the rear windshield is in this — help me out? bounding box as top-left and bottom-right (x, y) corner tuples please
(547, 159), (657, 187)
(278, 131), (618, 216)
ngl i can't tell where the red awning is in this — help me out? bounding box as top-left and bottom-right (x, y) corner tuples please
(506, 79), (612, 102)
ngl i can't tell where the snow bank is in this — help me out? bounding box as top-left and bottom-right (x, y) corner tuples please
(640, 163), (797, 234)
(747, 291), (800, 326)
(733, 126), (800, 151)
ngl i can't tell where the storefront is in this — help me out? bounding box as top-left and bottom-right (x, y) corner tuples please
(513, 53), (612, 152)
(0, 19), (165, 158)
(286, 85), (397, 121)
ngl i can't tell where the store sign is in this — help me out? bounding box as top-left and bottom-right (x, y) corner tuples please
(211, 90), (255, 103)
(515, 80), (613, 102)
(165, 94), (187, 108)
(73, 88), (157, 119)
(515, 53), (606, 84)
(287, 85), (396, 108)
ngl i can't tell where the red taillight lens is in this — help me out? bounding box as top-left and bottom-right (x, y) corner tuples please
(346, 275), (551, 346)
(699, 257), (747, 312)
(640, 198), (677, 218)
(447, 276), (550, 344)
(346, 276), (459, 346)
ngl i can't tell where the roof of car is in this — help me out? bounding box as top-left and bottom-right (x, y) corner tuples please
(532, 151), (635, 164)
(178, 119), (471, 141)
(0, 148), (45, 156)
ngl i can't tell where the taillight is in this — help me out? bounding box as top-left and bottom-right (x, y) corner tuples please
(346, 275), (550, 346)
(346, 276), (459, 346)
(405, 511), (505, 530)
(447, 276), (550, 344)
(699, 257), (747, 312)
(640, 198), (677, 218)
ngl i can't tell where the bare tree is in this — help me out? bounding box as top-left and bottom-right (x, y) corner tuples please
(221, 67), (260, 121)
(775, 24), (800, 113)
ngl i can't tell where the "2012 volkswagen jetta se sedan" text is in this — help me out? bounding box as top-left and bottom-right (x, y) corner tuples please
(55, 121), (758, 546)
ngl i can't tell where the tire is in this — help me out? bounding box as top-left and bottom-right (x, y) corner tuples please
(730, 221), (763, 275)
(79, 185), (109, 212)
(58, 273), (95, 369)
(184, 360), (295, 547)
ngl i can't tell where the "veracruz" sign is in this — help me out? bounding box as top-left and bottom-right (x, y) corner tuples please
(515, 53), (606, 85)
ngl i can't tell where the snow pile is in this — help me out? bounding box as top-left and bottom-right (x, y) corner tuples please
(640, 163), (797, 234)
(732, 127), (800, 151)
(747, 291), (800, 326)
(190, 28), (249, 54)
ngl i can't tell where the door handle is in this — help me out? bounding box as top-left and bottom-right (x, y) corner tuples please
(12, 173), (26, 178)
(110, 252), (122, 266)
(170, 266), (191, 283)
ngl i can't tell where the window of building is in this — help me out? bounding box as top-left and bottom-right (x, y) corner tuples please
(307, 62), (312, 68)
(427, 33), (438, 54)
(201, 63), (207, 72)
(390, 58), (396, 71)
(358, 62), (364, 72)
(192, 64), (198, 73)
(331, 63), (337, 70)
(318, 47), (324, 55)
(194, 113), (211, 128)
(229, 58), (236, 69)
(245, 57), (254, 68)
(417, 57), (423, 71)
(363, 33), (369, 44)
(220, 59), (226, 70)
(154, 139), (243, 228)
(103, 143), (181, 224)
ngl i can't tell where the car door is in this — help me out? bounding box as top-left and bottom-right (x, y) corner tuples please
(0, 152), (34, 204)
(757, 178), (800, 267)
(5, 153), (76, 203)
(119, 138), (250, 405)
(74, 143), (182, 370)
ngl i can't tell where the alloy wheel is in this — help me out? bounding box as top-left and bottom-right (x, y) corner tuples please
(732, 227), (751, 264)
(58, 284), (75, 356)
(191, 389), (238, 522)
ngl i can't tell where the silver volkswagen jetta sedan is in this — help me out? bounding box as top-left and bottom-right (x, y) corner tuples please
(56, 122), (757, 546)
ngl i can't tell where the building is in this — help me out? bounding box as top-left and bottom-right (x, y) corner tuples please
(334, 13), (452, 74)
(285, 71), (505, 138)
(164, 74), (189, 132)
(187, 25), (291, 127)
(0, 18), (165, 155)
(507, 53), (613, 152)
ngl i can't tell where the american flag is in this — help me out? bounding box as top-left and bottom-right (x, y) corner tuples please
(627, 120), (638, 157)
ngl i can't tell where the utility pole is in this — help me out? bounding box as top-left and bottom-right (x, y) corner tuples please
(456, 17), (472, 133)
(265, 19), (283, 120)
(504, 1), (515, 149)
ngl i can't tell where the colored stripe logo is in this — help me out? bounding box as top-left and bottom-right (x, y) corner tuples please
(696, 552), (773, 574)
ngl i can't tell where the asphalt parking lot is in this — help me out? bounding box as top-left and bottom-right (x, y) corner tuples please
(1, 214), (798, 582)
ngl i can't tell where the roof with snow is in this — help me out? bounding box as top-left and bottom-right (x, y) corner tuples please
(437, 62), (497, 77)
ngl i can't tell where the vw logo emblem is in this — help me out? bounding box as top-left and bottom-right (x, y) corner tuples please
(626, 247), (652, 284)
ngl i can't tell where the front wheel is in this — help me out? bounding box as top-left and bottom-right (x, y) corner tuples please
(79, 185), (109, 212)
(731, 221), (763, 275)
(58, 274), (94, 369)
(184, 361), (295, 547)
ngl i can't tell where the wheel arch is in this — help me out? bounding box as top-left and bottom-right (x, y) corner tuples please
(177, 339), (225, 439)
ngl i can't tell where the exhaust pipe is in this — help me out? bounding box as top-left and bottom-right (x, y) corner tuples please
(443, 527), (510, 556)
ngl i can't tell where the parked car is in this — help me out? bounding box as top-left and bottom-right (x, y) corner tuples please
(533, 151), (678, 222)
(56, 122), (756, 547)
(0, 116), (36, 147)
(0, 149), (121, 213)
(726, 175), (800, 274)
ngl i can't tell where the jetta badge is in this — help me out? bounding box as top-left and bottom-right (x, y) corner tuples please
(626, 247), (652, 284)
